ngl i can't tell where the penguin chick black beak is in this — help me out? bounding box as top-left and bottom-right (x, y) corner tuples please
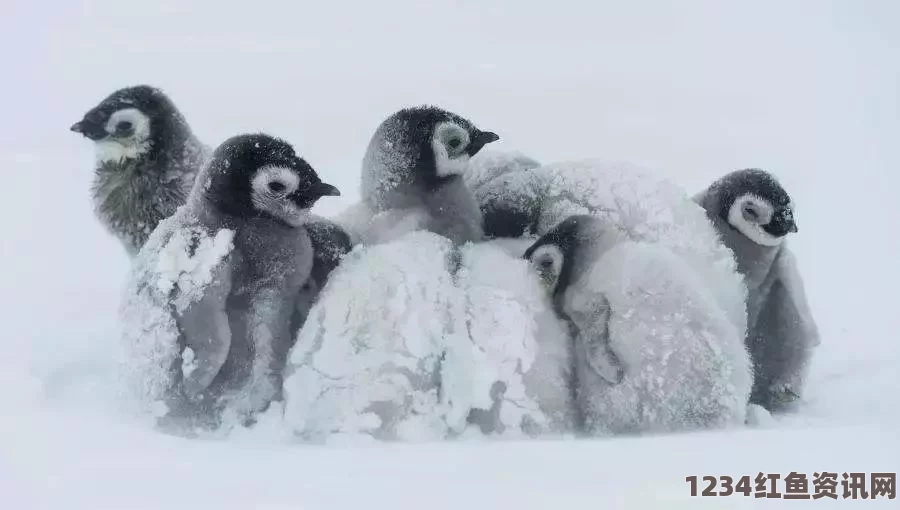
(69, 119), (108, 140)
(466, 130), (500, 156)
(312, 182), (341, 197)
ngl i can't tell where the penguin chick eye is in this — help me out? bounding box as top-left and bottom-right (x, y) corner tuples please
(252, 165), (301, 202)
(434, 122), (470, 156)
(743, 205), (760, 222)
(105, 108), (151, 142)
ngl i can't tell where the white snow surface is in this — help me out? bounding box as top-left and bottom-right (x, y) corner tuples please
(2, 1), (899, 508)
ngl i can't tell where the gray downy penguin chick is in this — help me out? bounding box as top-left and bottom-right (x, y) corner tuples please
(524, 214), (753, 435)
(356, 105), (499, 245)
(119, 133), (341, 433)
(70, 85), (210, 257)
(694, 168), (819, 413)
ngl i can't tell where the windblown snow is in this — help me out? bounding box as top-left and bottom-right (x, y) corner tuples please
(2, 1), (899, 508)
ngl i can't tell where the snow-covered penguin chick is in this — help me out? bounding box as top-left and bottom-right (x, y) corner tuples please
(694, 168), (819, 413)
(70, 85), (210, 257)
(353, 106), (499, 245)
(525, 215), (752, 436)
(118, 133), (341, 432)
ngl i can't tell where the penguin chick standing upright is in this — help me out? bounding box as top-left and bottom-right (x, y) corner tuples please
(70, 85), (210, 257)
(524, 214), (752, 435)
(350, 105), (499, 246)
(118, 133), (341, 431)
(694, 168), (819, 413)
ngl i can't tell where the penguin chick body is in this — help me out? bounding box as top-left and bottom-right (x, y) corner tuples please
(525, 215), (753, 436)
(694, 168), (819, 412)
(71, 85), (210, 256)
(117, 133), (341, 432)
(283, 230), (472, 443)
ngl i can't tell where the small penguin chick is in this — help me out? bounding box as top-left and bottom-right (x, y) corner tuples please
(525, 214), (753, 435)
(694, 168), (819, 413)
(71, 84), (210, 257)
(524, 214), (627, 386)
(358, 105), (499, 245)
(132, 133), (340, 429)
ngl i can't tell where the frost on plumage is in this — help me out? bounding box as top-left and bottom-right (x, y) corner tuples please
(153, 226), (234, 312)
(571, 241), (752, 435)
(332, 201), (432, 247)
(464, 149), (542, 194)
(115, 207), (234, 417)
(467, 158), (748, 337)
(283, 231), (472, 442)
(457, 241), (575, 437)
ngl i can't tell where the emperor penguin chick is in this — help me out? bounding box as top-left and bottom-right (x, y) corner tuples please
(525, 215), (753, 436)
(694, 168), (819, 412)
(70, 85), (210, 256)
(352, 105), (499, 245)
(117, 133), (341, 431)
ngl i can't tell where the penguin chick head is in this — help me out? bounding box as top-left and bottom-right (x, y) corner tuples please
(70, 85), (188, 164)
(199, 133), (340, 227)
(364, 105), (499, 194)
(523, 214), (622, 297)
(712, 168), (797, 247)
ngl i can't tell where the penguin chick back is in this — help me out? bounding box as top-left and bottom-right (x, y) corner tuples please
(569, 241), (753, 436)
(283, 230), (472, 443)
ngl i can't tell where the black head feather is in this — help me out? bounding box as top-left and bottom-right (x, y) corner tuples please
(201, 133), (339, 225)
(70, 84), (195, 161)
(709, 168), (797, 238)
(378, 105), (499, 189)
(523, 214), (598, 297)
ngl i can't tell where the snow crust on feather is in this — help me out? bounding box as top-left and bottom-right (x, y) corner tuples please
(570, 241), (752, 436)
(464, 149), (542, 194)
(283, 231), (472, 443)
(115, 207), (234, 415)
(457, 242), (575, 437)
(468, 158), (748, 337)
(332, 201), (432, 247)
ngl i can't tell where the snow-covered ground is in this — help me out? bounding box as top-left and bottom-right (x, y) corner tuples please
(2, 1), (898, 508)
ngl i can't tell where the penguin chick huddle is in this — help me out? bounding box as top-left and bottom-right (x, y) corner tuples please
(72, 85), (819, 440)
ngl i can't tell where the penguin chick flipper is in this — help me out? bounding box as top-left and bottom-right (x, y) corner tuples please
(580, 299), (624, 385)
(176, 256), (234, 398)
(306, 218), (353, 286)
(773, 248), (821, 347)
(750, 274), (817, 412)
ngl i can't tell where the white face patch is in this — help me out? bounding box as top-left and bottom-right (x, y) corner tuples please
(431, 122), (471, 178)
(728, 193), (784, 246)
(529, 244), (565, 290)
(250, 165), (309, 227)
(94, 108), (153, 163)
